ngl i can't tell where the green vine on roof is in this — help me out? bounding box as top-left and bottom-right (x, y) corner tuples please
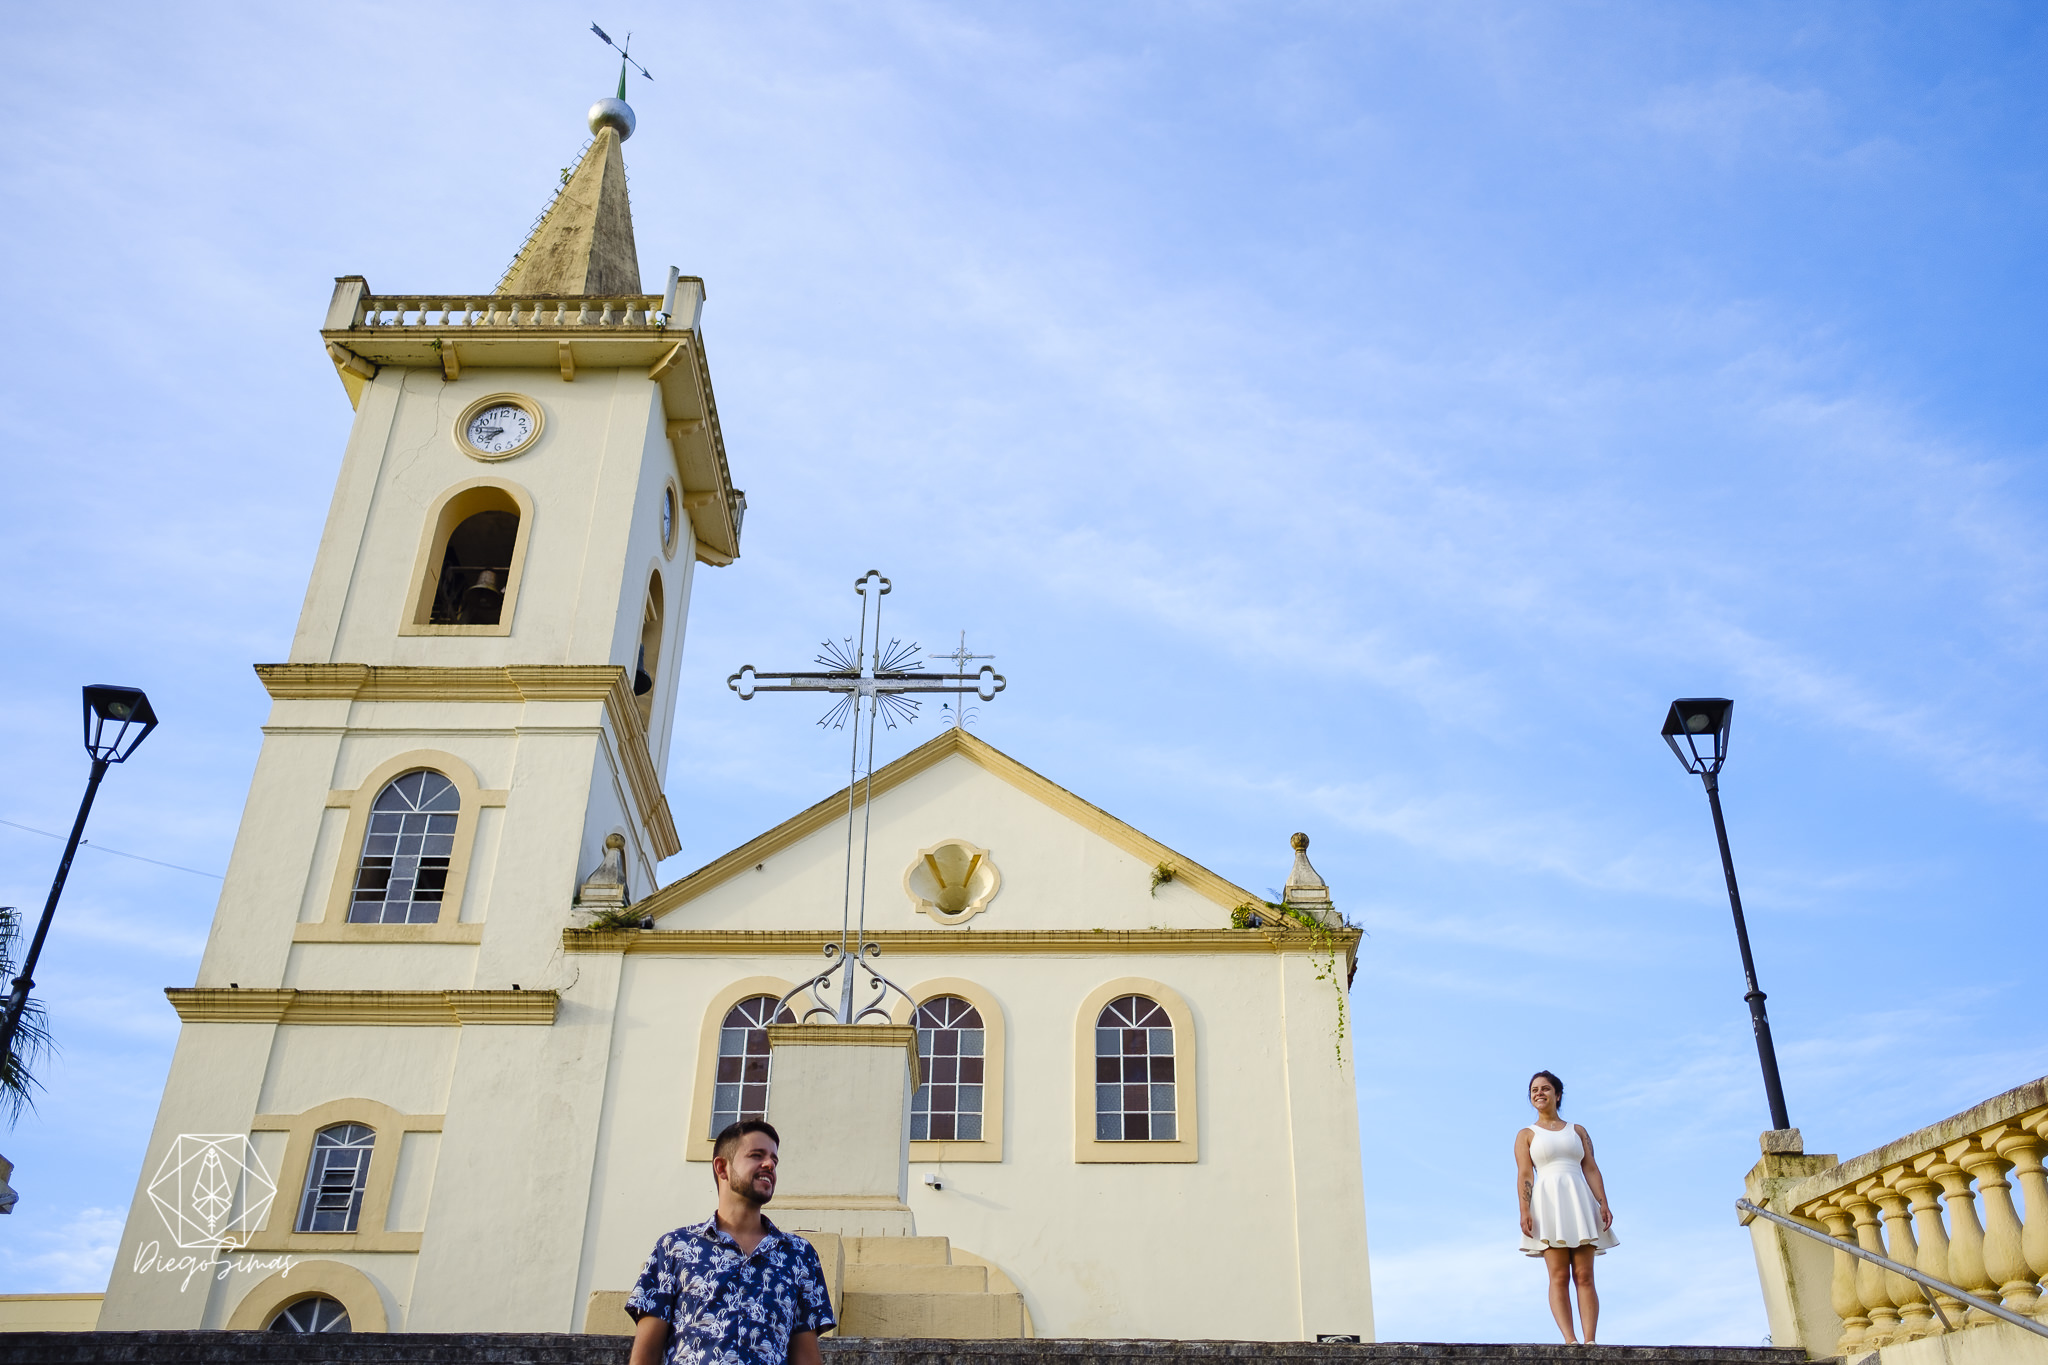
(582, 903), (648, 931)
(1232, 898), (1349, 1061)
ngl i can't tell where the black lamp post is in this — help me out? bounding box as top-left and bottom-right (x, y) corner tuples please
(1662, 696), (1793, 1134)
(0, 686), (158, 1066)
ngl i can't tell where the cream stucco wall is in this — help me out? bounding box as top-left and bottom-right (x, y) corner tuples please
(565, 750), (1375, 1341)
(281, 351), (693, 891)
(663, 751), (1228, 935)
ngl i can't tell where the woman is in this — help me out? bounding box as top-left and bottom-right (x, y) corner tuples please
(1515, 1070), (1616, 1344)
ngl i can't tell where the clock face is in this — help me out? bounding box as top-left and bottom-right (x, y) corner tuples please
(465, 403), (534, 456)
(662, 488), (676, 551)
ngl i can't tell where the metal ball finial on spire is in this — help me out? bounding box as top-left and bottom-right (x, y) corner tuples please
(588, 98), (636, 140)
(588, 22), (651, 140)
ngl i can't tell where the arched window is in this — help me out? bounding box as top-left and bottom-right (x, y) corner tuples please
(636, 571), (665, 728)
(295, 1123), (375, 1232)
(404, 481), (531, 634)
(430, 506), (519, 624)
(710, 996), (793, 1136)
(911, 996), (985, 1141)
(1095, 995), (1176, 1141)
(268, 1297), (351, 1333)
(348, 771), (460, 924)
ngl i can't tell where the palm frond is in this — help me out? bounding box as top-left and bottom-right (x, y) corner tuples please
(0, 905), (50, 1126)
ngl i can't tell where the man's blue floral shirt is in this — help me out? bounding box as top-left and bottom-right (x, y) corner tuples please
(626, 1214), (836, 1365)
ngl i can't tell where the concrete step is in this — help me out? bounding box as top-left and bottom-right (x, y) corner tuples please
(0, 1333), (631, 1363)
(822, 1346), (1803, 1365)
(836, 1291), (1029, 1340)
(823, 1342), (1802, 1365)
(843, 1262), (989, 1294)
(845, 1236), (952, 1265)
(0, 1334), (1810, 1364)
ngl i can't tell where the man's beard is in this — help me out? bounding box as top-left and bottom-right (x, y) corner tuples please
(729, 1173), (774, 1207)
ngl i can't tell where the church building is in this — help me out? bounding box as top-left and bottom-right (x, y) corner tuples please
(94, 87), (1373, 1343)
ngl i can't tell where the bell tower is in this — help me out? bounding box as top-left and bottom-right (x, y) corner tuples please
(273, 89), (743, 902)
(99, 91), (744, 1330)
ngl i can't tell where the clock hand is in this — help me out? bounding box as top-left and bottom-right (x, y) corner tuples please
(478, 425), (504, 441)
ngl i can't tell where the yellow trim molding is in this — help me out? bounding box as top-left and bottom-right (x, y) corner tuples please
(892, 977), (1007, 1164)
(226, 1260), (390, 1331)
(294, 922), (484, 945)
(311, 749), (504, 942)
(1073, 976), (1199, 1165)
(243, 1098), (441, 1254)
(685, 977), (796, 1162)
(254, 662), (680, 859)
(632, 729), (1260, 923)
(767, 1023), (921, 1093)
(166, 988), (556, 1026)
(566, 926), (1356, 963)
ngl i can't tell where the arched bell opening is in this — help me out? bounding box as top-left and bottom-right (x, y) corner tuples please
(432, 507), (518, 624)
(407, 482), (532, 633)
(635, 570), (665, 728)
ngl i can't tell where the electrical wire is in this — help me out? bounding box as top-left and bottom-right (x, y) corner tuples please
(0, 817), (224, 880)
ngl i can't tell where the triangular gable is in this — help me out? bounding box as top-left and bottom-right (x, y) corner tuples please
(639, 728), (1260, 922)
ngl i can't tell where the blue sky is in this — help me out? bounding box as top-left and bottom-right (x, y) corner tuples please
(3, 1), (2045, 1345)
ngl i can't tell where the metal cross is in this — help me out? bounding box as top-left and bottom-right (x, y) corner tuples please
(938, 631), (995, 730)
(728, 571), (1006, 1023)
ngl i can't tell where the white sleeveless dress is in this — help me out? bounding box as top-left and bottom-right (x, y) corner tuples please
(1520, 1123), (1618, 1255)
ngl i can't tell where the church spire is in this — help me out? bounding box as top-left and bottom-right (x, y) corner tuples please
(495, 98), (643, 297)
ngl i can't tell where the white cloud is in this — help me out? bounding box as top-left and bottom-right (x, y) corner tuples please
(0, 1205), (123, 1293)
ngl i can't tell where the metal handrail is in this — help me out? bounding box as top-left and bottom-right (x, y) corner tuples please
(1737, 1198), (2048, 1340)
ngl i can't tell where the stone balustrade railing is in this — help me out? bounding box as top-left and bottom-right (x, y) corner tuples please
(342, 294), (666, 330)
(1748, 1078), (2048, 1356)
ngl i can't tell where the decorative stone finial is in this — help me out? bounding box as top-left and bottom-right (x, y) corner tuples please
(578, 833), (630, 911)
(588, 97), (636, 141)
(1282, 832), (1331, 908)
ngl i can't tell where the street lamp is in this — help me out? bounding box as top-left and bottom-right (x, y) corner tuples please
(1662, 697), (1793, 1134)
(0, 686), (159, 1066)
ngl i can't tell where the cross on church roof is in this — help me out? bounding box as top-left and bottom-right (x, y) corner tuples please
(938, 631), (996, 730)
(729, 572), (1007, 1024)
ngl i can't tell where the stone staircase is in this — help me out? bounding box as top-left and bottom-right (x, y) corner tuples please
(581, 1232), (1027, 1341)
(808, 1233), (1031, 1339)
(0, 1336), (1811, 1364)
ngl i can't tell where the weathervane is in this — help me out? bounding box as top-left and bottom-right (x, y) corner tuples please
(589, 23), (653, 96)
(729, 572), (1007, 1024)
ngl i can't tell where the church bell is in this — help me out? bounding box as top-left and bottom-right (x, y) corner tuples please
(458, 568), (504, 625)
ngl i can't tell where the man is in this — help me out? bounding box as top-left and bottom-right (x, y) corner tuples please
(626, 1119), (836, 1365)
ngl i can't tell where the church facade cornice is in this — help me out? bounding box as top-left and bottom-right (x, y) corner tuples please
(562, 925), (1360, 965)
(164, 987), (558, 1026)
(254, 662), (680, 859)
